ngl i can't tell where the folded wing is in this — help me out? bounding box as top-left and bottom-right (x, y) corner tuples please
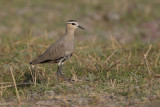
(30, 39), (65, 65)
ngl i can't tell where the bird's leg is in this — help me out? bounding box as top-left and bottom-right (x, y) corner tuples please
(31, 65), (37, 85)
(56, 65), (60, 83)
(59, 62), (71, 82)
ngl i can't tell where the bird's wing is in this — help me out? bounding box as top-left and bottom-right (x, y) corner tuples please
(30, 39), (65, 64)
(45, 39), (65, 60)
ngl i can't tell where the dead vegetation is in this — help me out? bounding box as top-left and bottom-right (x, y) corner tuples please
(0, 0), (160, 106)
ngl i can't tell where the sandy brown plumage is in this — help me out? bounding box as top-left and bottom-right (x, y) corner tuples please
(29, 20), (84, 83)
(30, 38), (65, 64)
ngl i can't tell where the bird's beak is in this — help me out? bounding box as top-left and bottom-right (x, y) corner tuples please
(78, 25), (85, 30)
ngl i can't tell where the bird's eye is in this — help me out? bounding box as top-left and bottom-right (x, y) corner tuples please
(72, 23), (76, 25)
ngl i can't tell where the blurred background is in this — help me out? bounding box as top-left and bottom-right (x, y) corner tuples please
(0, 0), (160, 43)
(1, 1), (160, 106)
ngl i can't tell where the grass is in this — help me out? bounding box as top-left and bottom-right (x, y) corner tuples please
(0, 34), (160, 106)
(0, 0), (160, 106)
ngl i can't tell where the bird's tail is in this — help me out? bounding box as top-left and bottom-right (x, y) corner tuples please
(30, 54), (47, 65)
(30, 57), (41, 65)
(30, 59), (38, 65)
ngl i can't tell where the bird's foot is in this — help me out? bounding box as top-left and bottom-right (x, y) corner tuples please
(58, 72), (72, 83)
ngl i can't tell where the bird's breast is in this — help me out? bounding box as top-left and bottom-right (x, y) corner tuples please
(64, 42), (74, 55)
(63, 36), (75, 55)
(65, 46), (74, 55)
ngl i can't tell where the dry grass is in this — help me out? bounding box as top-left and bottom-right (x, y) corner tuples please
(0, 35), (160, 106)
(0, 0), (160, 106)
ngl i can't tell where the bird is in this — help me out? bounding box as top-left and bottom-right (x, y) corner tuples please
(30, 20), (85, 83)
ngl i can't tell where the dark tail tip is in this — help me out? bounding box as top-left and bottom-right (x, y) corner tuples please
(29, 62), (33, 65)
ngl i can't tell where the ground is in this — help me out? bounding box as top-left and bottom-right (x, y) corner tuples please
(0, 0), (160, 106)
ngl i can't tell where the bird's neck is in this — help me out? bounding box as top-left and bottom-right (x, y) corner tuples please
(65, 29), (75, 36)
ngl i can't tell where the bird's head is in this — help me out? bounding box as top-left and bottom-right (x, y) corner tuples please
(66, 20), (85, 30)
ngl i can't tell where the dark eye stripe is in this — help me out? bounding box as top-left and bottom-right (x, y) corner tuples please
(72, 23), (76, 25)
